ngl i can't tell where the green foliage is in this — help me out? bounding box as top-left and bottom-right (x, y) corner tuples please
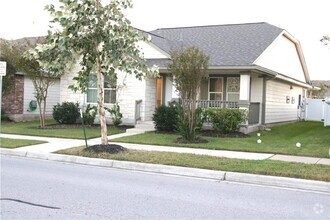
(168, 46), (209, 141)
(0, 40), (19, 96)
(308, 82), (330, 99)
(152, 105), (178, 132)
(1, 114), (10, 122)
(82, 104), (97, 126)
(195, 107), (208, 131)
(176, 105), (207, 140)
(53, 102), (80, 124)
(43, 0), (158, 144)
(105, 103), (123, 127)
(207, 108), (248, 133)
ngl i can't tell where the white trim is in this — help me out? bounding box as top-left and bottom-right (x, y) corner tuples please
(147, 41), (171, 58)
(86, 75), (117, 105)
(226, 77), (240, 101)
(253, 30), (311, 84)
(208, 77), (224, 101)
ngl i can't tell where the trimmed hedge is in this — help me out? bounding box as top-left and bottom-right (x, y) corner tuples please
(207, 108), (248, 133)
(53, 102), (80, 124)
(153, 105), (178, 132)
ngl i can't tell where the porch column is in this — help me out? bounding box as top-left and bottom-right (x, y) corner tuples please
(239, 74), (251, 125)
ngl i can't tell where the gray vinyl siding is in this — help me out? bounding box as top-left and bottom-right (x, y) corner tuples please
(265, 80), (301, 124)
(23, 77), (60, 116)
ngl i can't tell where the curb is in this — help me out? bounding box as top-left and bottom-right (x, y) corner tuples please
(1, 149), (329, 193)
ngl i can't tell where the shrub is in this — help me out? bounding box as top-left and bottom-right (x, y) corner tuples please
(82, 104), (97, 126)
(153, 104), (178, 132)
(53, 102), (80, 124)
(1, 114), (10, 121)
(176, 105), (207, 139)
(207, 108), (248, 133)
(195, 107), (208, 131)
(105, 103), (122, 127)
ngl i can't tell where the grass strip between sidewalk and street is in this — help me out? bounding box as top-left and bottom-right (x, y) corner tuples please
(1, 120), (125, 139)
(112, 121), (330, 158)
(0, 138), (46, 149)
(57, 146), (330, 182)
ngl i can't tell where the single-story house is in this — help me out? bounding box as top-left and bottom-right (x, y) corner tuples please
(61, 22), (313, 132)
(1, 37), (60, 121)
(1, 72), (60, 121)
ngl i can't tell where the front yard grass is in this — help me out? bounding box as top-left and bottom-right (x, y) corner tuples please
(57, 146), (330, 182)
(0, 138), (46, 149)
(2, 120), (125, 139)
(112, 121), (330, 158)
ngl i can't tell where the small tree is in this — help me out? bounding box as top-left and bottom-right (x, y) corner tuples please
(0, 40), (20, 96)
(23, 38), (70, 128)
(168, 46), (209, 141)
(43, 0), (157, 145)
(1, 38), (65, 128)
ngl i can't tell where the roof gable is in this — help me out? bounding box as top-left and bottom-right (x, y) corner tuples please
(254, 31), (310, 83)
(149, 22), (283, 66)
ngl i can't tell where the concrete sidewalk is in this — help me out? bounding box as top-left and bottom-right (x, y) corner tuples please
(1, 133), (329, 165)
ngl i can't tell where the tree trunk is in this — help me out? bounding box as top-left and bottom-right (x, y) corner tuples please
(37, 99), (43, 128)
(42, 89), (49, 128)
(96, 56), (108, 145)
(41, 98), (47, 128)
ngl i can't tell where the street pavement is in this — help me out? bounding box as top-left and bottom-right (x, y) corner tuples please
(1, 131), (330, 193)
(1, 155), (329, 220)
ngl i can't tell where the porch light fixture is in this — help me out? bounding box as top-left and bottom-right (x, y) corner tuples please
(290, 85), (293, 90)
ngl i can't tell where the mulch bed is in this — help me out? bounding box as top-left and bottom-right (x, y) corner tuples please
(84, 144), (127, 154)
(155, 130), (249, 138)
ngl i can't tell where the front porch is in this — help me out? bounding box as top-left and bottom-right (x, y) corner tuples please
(196, 100), (261, 127)
(156, 71), (263, 128)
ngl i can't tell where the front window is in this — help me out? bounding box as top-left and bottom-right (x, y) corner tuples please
(87, 75), (116, 104)
(226, 77), (240, 101)
(209, 77), (223, 100)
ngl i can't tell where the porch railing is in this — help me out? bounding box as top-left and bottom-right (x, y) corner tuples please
(197, 100), (239, 109)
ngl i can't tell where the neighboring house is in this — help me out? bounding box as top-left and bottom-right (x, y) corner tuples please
(1, 37), (61, 121)
(54, 22), (314, 132)
(2, 72), (60, 121)
(310, 80), (330, 98)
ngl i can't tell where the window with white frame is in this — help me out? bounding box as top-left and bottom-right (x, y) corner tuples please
(87, 75), (116, 104)
(209, 77), (223, 100)
(226, 77), (240, 101)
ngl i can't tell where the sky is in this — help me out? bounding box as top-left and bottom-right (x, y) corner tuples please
(0, 0), (329, 80)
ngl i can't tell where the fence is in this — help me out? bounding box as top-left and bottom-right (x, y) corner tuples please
(305, 98), (330, 127)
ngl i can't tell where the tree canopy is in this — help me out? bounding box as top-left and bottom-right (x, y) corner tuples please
(41, 0), (157, 144)
(168, 46), (209, 141)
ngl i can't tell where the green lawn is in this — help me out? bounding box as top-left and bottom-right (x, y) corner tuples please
(2, 120), (125, 139)
(0, 138), (46, 149)
(113, 121), (330, 158)
(57, 147), (330, 182)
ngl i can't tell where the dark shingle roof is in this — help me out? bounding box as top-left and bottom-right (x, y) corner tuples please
(148, 22), (283, 67)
